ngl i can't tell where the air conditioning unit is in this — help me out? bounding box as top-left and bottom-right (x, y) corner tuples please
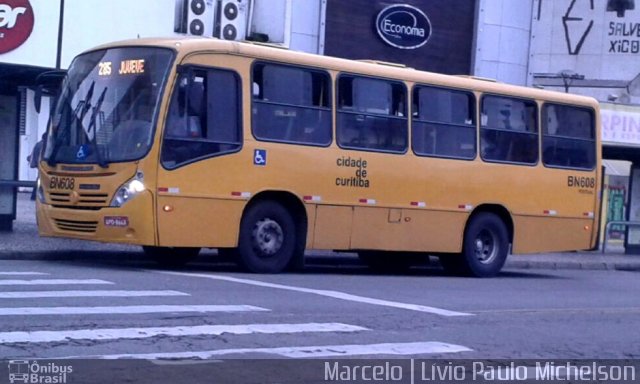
(218, 0), (248, 40)
(175, 0), (216, 36)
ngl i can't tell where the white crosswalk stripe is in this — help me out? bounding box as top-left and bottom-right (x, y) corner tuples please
(64, 341), (473, 359)
(0, 290), (189, 299)
(0, 304), (268, 316)
(0, 323), (368, 344)
(0, 279), (113, 286)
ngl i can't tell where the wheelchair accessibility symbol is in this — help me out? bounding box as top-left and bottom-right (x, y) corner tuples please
(254, 149), (267, 166)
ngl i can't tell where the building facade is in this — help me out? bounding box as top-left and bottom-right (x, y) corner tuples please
(1, 0), (639, 239)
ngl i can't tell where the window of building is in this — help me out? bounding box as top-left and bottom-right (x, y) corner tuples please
(336, 75), (407, 152)
(161, 67), (241, 168)
(480, 95), (538, 164)
(542, 103), (595, 169)
(252, 63), (331, 146)
(412, 85), (476, 159)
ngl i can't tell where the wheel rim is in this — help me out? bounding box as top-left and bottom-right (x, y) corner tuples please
(252, 218), (284, 257)
(474, 228), (498, 264)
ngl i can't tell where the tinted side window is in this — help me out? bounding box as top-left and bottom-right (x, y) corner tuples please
(252, 63), (331, 146)
(412, 86), (476, 159)
(480, 95), (538, 164)
(542, 104), (595, 169)
(161, 68), (241, 168)
(337, 75), (407, 153)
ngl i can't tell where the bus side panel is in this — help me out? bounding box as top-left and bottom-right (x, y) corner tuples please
(156, 196), (244, 247)
(512, 216), (595, 253)
(349, 206), (465, 253)
(312, 205), (353, 249)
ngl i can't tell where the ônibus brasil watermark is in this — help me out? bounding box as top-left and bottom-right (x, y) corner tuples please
(8, 360), (73, 384)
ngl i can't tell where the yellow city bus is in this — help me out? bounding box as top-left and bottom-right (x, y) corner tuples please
(35, 37), (602, 277)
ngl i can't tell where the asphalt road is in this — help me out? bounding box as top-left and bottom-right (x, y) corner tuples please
(1, 254), (639, 361)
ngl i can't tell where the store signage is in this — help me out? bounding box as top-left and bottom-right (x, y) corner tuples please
(0, 0), (34, 54)
(375, 4), (431, 50)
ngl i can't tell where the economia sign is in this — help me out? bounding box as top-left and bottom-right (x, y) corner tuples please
(376, 4), (431, 49)
(0, 0), (34, 54)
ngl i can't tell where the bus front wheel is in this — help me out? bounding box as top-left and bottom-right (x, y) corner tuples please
(440, 213), (508, 277)
(143, 246), (201, 268)
(237, 201), (296, 273)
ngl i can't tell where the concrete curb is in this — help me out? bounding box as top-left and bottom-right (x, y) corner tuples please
(505, 260), (640, 271)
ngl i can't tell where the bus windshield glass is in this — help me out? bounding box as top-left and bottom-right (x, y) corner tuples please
(44, 47), (174, 166)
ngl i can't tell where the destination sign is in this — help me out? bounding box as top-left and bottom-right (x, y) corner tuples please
(98, 59), (146, 76)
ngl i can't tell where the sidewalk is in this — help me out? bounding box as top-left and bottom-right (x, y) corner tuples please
(2, 192), (640, 271)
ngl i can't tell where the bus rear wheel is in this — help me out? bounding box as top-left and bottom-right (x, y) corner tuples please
(143, 246), (200, 268)
(237, 201), (296, 273)
(440, 213), (508, 277)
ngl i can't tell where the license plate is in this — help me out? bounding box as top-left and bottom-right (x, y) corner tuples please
(104, 216), (129, 227)
(49, 176), (75, 190)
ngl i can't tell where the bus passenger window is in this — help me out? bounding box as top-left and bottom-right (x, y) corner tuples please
(252, 62), (331, 146)
(337, 75), (407, 153)
(412, 85), (476, 159)
(542, 103), (595, 170)
(480, 95), (538, 165)
(161, 68), (241, 169)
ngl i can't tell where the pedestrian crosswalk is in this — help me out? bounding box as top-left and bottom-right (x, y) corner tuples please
(0, 268), (473, 359)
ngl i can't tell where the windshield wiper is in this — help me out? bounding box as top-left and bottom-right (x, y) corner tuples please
(86, 87), (109, 168)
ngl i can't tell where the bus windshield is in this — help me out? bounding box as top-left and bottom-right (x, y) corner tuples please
(44, 47), (174, 166)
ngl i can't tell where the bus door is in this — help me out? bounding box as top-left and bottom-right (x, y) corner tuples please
(156, 63), (243, 247)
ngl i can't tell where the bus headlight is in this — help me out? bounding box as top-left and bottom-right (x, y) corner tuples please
(36, 178), (45, 204)
(110, 175), (145, 208)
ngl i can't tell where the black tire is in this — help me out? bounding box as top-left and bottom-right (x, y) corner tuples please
(358, 251), (424, 273)
(441, 213), (508, 277)
(237, 201), (297, 273)
(143, 246), (200, 268)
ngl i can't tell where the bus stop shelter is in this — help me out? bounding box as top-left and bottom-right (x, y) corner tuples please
(0, 63), (52, 230)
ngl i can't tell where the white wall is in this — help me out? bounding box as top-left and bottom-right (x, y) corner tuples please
(473, 0), (534, 85)
(530, 0), (640, 81)
(0, 0), (60, 68)
(251, 0), (322, 53)
(289, 0), (322, 53)
(61, 0), (180, 68)
(0, 0), (181, 69)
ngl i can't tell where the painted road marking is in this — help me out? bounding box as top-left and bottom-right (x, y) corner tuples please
(0, 305), (268, 316)
(0, 323), (367, 344)
(155, 271), (472, 317)
(67, 341), (472, 359)
(0, 272), (49, 276)
(0, 290), (190, 299)
(0, 279), (113, 286)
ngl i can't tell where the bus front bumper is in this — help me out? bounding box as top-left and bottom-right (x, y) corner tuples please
(36, 191), (155, 246)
